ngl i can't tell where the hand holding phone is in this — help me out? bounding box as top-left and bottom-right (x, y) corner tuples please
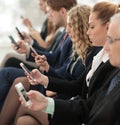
(29, 45), (38, 56)
(15, 27), (24, 40)
(15, 82), (31, 106)
(8, 35), (20, 49)
(20, 62), (35, 81)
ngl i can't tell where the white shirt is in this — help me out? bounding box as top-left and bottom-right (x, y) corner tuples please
(86, 49), (109, 86)
(45, 49), (109, 116)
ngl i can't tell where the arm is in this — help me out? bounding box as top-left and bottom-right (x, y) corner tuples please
(28, 66), (89, 96)
(20, 90), (95, 125)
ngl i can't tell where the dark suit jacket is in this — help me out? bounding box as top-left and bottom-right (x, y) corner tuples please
(27, 31), (73, 80)
(88, 68), (120, 125)
(47, 61), (118, 125)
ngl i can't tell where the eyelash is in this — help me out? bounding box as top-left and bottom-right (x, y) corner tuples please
(89, 26), (94, 29)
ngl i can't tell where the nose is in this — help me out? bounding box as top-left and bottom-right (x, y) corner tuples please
(87, 29), (90, 36)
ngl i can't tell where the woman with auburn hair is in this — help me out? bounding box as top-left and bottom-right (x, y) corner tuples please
(0, 5), (101, 125)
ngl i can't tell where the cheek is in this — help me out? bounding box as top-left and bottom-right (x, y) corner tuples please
(92, 30), (106, 46)
(109, 47), (120, 67)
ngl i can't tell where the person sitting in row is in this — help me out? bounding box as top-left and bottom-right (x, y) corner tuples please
(0, 0), (63, 69)
(88, 12), (120, 125)
(0, 0), (77, 111)
(33, 4), (101, 98)
(0, 1), (118, 125)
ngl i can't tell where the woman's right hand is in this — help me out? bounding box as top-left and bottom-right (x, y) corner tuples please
(27, 69), (49, 87)
(20, 90), (48, 111)
(22, 17), (32, 28)
(11, 40), (30, 55)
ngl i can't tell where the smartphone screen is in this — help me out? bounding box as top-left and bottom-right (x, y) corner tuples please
(15, 27), (24, 40)
(8, 35), (20, 49)
(15, 82), (31, 106)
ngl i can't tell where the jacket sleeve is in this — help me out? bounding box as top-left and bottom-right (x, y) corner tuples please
(47, 66), (90, 96)
(49, 94), (95, 125)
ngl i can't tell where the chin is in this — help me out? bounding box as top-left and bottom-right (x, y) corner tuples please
(110, 60), (119, 67)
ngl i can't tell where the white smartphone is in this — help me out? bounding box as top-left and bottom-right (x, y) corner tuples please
(15, 82), (31, 106)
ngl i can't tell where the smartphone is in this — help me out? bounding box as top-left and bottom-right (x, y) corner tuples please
(20, 16), (24, 19)
(29, 45), (38, 56)
(20, 62), (35, 81)
(15, 82), (31, 106)
(15, 27), (24, 40)
(20, 62), (31, 74)
(8, 35), (20, 49)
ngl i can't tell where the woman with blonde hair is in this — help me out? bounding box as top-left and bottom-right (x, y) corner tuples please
(37, 5), (100, 77)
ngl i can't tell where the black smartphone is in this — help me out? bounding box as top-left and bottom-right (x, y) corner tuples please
(20, 16), (24, 19)
(15, 27), (24, 40)
(8, 35), (20, 49)
(29, 45), (38, 56)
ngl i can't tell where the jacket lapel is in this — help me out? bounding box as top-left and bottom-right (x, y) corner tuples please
(89, 68), (120, 118)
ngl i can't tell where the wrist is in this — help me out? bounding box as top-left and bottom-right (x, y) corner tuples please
(44, 75), (49, 88)
(45, 65), (50, 73)
(43, 97), (55, 116)
(42, 97), (49, 111)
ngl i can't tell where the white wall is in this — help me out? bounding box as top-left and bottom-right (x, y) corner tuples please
(0, 0), (46, 47)
(0, 0), (119, 63)
(0, 0), (46, 63)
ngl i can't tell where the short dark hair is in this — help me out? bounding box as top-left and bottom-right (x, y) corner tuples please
(46, 0), (77, 11)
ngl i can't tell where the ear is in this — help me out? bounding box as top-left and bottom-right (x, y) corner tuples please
(60, 7), (67, 16)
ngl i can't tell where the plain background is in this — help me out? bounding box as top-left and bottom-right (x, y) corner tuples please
(0, 0), (119, 63)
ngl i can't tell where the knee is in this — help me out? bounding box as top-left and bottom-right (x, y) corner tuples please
(13, 77), (30, 90)
(16, 117), (25, 125)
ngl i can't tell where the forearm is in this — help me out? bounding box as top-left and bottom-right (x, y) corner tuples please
(47, 75), (85, 96)
(34, 36), (48, 48)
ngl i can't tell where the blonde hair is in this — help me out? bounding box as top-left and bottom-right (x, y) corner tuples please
(68, 5), (92, 63)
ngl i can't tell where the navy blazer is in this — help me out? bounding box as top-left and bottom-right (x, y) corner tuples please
(28, 31), (73, 80)
(47, 61), (118, 125)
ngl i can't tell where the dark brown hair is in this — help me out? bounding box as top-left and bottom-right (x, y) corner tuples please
(46, 0), (77, 11)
